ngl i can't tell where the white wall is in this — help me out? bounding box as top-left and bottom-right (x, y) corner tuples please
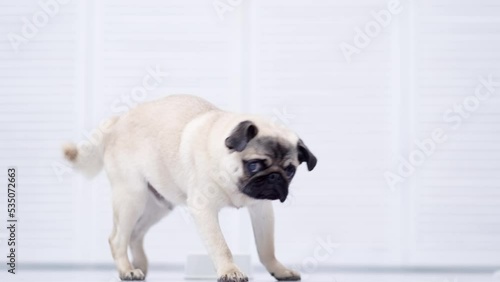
(1, 0), (500, 268)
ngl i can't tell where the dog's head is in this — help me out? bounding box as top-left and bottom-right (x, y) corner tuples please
(225, 120), (317, 202)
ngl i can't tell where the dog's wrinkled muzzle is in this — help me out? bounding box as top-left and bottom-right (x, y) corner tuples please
(267, 172), (288, 202)
(242, 184), (289, 202)
(241, 172), (290, 202)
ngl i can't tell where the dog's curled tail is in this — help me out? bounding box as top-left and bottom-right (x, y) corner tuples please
(62, 116), (119, 178)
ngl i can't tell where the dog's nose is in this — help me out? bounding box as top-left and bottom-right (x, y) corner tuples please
(267, 172), (283, 184)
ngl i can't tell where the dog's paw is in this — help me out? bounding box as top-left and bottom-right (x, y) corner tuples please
(217, 268), (249, 282)
(119, 269), (145, 281)
(270, 268), (301, 281)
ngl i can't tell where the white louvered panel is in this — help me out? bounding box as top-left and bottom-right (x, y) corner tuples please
(248, 0), (401, 266)
(0, 0), (82, 262)
(87, 0), (245, 263)
(94, 0), (243, 122)
(411, 0), (500, 265)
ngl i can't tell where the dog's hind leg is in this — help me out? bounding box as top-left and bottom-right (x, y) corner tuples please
(129, 184), (174, 276)
(108, 175), (148, 281)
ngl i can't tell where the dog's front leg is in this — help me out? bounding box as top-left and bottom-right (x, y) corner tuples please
(248, 201), (301, 281)
(189, 203), (248, 282)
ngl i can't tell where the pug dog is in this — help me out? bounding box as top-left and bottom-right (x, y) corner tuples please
(63, 95), (317, 282)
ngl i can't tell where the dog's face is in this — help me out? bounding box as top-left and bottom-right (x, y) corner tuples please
(225, 120), (317, 202)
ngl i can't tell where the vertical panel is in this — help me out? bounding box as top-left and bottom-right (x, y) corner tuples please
(0, 0), (81, 262)
(412, 0), (500, 265)
(87, 0), (244, 263)
(248, 0), (402, 266)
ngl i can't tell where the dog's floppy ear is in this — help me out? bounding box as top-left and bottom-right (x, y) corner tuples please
(225, 120), (258, 152)
(297, 139), (317, 171)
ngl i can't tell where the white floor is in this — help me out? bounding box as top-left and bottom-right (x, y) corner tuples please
(2, 270), (500, 282)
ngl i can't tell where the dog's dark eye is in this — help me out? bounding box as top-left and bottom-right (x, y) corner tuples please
(246, 161), (263, 174)
(285, 165), (296, 178)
